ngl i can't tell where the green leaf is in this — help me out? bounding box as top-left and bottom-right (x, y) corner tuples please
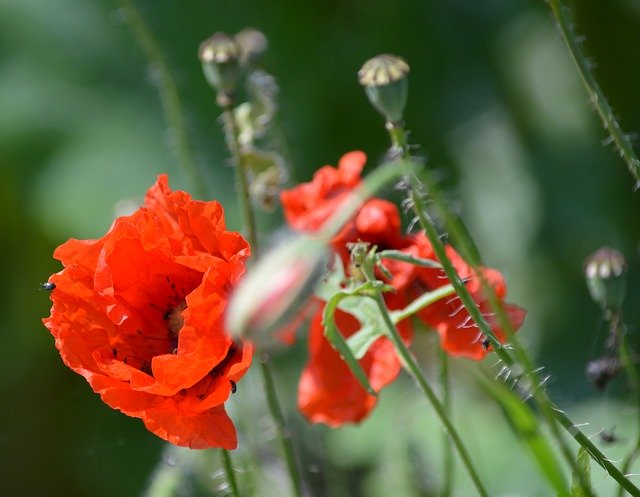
(323, 292), (377, 396)
(570, 448), (592, 497)
(478, 374), (570, 497)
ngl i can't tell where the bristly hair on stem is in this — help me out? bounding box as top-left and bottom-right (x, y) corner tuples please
(546, 0), (640, 189)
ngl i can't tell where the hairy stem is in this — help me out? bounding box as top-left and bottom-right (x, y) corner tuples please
(117, 0), (203, 196)
(387, 121), (602, 496)
(546, 0), (640, 188)
(361, 264), (489, 497)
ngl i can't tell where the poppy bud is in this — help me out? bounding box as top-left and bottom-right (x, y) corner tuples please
(225, 234), (328, 344)
(584, 247), (627, 311)
(358, 54), (409, 124)
(199, 32), (242, 107)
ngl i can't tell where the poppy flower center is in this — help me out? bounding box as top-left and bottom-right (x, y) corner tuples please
(165, 301), (187, 338)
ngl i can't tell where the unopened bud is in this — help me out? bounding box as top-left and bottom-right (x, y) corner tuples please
(358, 54), (409, 123)
(199, 32), (241, 106)
(226, 234), (328, 344)
(584, 247), (627, 311)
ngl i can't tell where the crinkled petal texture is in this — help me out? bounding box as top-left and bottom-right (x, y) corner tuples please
(43, 175), (252, 449)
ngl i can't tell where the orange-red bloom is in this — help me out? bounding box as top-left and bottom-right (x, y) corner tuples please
(43, 175), (252, 449)
(280, 151), (526, 425)
(281, 152), (414, 425)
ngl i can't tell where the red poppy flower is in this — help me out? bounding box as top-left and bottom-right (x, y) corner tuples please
(280, 151), (526, 425)
(43, 175), (252, 449)
(281, 151), (408, 262)
(281, 152), (414, 425)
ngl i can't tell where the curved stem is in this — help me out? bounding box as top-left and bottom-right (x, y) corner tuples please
(617, 316), (640, 497)
(117, 0), (204, 196)
(546, 0), (640, 187)
(222, 108), (259, 255)
(259, 357), (304, 497)
(220, 449), (241, 497)
(223, 103), (301, 497)
(439, 349), (454, 497)
(387, 122), (603, 496)
(364, 276), (489, 497)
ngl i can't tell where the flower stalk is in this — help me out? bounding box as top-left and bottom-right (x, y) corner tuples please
(545, 0), (640, 188)
(353, 246), (489, 497)
(219, 80), (302, 497)
(220, 449), (241, 497)
(381, 105), (640, 495)
(118, 0), (202, 195)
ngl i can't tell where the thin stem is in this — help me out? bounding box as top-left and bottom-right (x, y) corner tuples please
(223, 102), (301, 497)
(391, 284), (456, 323)
(362, 269), (489, 497)
(439, 348), (454, 497)
(117, 0), (204, 196)
(616, 314), (640, 497)
(259, 357), (304, 497)
(220, 449), (241, 497)
(389, 119), (640, 494)
(222, 107), (259, 255)
(546, 0), (640, 187)
(387, 122), (600, 496)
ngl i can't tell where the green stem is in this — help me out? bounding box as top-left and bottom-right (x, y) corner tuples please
(439, 348), (454, 497)
(223, 102), (301, 497)
(391, 284), (455, 323)
(259, 357), (304, 497)
(222, 108), (259, 255)
(545, 0), (640, 187)
(387, 121), (601, 496)
(117, 0), (204, 196)
(362, 266), (489, 497)
(616, 315), (640, 497)
(220, 449), (241, 497)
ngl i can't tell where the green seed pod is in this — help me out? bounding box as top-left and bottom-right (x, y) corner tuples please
(358, 54), (409, 123)
(584, 247), (627, 311)
(198, 32), (241, 105)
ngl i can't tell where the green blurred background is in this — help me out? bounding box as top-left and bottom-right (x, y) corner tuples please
(2, 0), (640, 496)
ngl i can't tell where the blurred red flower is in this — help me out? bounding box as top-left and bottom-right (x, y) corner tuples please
(280, 151), (526, 425)
(281, 152), (413, 425)
(43, 175), (252, 449)
(281, 150), (408, 262)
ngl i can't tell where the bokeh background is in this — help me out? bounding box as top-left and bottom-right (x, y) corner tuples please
(2, 0), (640, 496)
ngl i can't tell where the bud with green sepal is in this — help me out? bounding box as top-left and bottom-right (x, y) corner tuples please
(584, 247), (627, 312)
(358, 54), (410, 125)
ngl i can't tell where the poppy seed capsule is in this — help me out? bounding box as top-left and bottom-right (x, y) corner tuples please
(584, 247), (627, 311)
(199, 32), (242, 106)
(358, 54), (409, 124)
